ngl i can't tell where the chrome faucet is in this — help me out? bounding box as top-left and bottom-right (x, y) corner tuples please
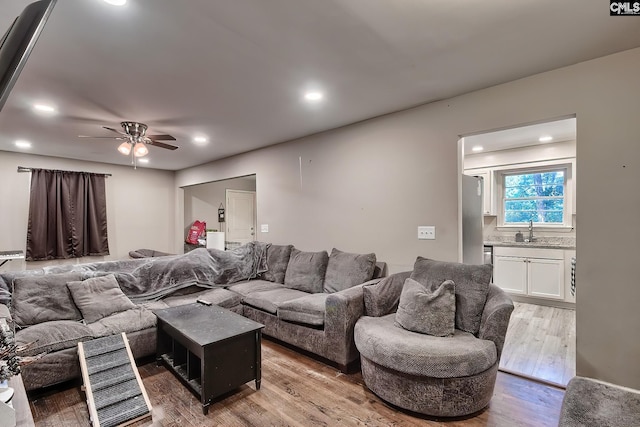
(528, 220), (534, 242)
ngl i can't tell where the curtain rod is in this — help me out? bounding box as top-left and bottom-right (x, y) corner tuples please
(17, 166), (112, 177)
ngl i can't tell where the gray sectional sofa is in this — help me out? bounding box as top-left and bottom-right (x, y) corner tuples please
(0, 242), (385, 391)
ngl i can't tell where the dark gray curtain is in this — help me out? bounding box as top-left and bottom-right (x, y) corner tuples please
(26, 168), (109, 261)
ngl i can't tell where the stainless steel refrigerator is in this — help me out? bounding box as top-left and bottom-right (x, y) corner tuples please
(462, 174), (484, 265)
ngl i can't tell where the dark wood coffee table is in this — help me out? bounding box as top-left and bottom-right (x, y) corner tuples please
(154, 303), (264, 415)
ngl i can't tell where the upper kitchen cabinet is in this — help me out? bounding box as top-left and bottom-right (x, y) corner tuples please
(464, 168), (494, 215)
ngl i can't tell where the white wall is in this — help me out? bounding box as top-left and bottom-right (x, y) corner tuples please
(176, 47), (640, 389)
(183, 175), (256, 234)
(0, 151), (176, 270)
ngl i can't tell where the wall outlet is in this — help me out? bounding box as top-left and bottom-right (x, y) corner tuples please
(418, 226), (436, 240)
(261, 224), (269, 233)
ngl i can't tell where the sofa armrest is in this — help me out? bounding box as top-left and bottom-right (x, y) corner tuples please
(323, 283), (371, 367)
(478, 284), (514, 359)
(0, 302), (11, 321)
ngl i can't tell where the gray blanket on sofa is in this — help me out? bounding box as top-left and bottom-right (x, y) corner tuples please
(0, 242), (268, 304)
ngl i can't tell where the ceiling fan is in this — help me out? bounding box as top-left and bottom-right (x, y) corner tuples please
(79, 121), (178, 158)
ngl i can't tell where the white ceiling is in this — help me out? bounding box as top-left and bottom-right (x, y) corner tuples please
(463, 117), (577, 155)
(0, 0), (639, 171)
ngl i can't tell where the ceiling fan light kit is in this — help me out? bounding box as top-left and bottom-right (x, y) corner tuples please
(117, 141), (131, 155)
(133, 141), (148, 157)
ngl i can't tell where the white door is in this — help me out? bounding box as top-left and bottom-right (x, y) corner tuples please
(493, 255), (527, 295)
(225, 190), (256, 246)
(528, 258), (565, 300)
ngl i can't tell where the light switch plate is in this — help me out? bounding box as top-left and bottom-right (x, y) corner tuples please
(261, 224), (269, 233)
(418, 226), (436, 240)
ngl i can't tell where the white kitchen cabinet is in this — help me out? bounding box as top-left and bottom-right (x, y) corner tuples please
(493, 255), (527, 295)
(528, 257), (564, 299)
(493, 247), (565, 301)
(464, 168), (494, 215)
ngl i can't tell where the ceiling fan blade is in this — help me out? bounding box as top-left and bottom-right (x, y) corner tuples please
(78, 135), (127, 140)
(147, 140), (178, 150)
(146, 134), (176, 141)
(103, 126), (126, 135)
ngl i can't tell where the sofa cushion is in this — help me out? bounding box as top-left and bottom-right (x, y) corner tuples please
(363, 271), (412, 317)
(243, 288), (310, 314)
(260, 244), (293, 284)
(87, 307), (157, 338)
(163, 287), (241, 309)
(11, 272), (84, 327)
(323, 248), (377, 293)
(395, 278), (455, 337)
(15, 320), (94, 357)
(67, 274), (137, 323)
(284, 249), (329, 293)
(277, 293), (328, 327)
(227, 280), (286, 297)
(410, 257), (492, 335)
(354, 314), (497, 378)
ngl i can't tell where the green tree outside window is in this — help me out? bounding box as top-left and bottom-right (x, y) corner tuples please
(504, 170), (564, 224)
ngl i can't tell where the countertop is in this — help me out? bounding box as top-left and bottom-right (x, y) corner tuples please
(484, 237), (576, 250)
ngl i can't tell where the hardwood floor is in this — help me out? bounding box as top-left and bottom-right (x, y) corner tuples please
(29, 339), (565, 427)
(500, 302), (576, 387)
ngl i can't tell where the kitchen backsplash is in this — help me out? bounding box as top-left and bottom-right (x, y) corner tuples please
(483, 214), (576, 240)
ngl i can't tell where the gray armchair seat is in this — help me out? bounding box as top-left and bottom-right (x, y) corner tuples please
(355, 314), (497, 378)
(354, 264), (514, 418)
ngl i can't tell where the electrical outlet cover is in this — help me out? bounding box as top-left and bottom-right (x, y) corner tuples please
(418, 226), (436, 240)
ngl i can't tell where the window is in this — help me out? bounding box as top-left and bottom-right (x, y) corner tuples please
(502, 168), (566, 225)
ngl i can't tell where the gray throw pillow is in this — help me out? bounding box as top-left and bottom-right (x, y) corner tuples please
(395, 278), (456, 337)
(323, 248), (377, 293)
(410, 257), (492, 335)
(261, 244), (293, 284)
(67, 274), (136, 323)
(362, 271), (412, 317)
(11, 272), (84, 327)
(284, 249), (329, 293)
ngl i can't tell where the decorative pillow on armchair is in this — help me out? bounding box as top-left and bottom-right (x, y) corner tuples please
(323, 248), (377, 293)
(395, 278), (456, 337)
(410, 257), (492, 335)
(11, 272), (84, 327)
(67, 274), (136, 323)
(284, 249), (329, 293)
(260, 244), (293, 284)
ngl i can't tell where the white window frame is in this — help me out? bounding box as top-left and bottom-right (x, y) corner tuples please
(496, 161), (574, 230)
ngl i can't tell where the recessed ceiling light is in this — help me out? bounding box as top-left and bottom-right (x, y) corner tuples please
(471, 145), (484, 152)
(193, 136), (209, 146)
(14, 140), (31, 149)
(304, 91), (324, 102)
(104, 0), (127, 5)
(137, 158), (149, 164)
(33, 103), (56, 114)
(539, 135), (553, 142)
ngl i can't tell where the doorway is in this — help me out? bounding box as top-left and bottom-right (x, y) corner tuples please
(460, 117), (577, 387)
(182, 174), (256, 251)
(225, 189), (256, 249)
